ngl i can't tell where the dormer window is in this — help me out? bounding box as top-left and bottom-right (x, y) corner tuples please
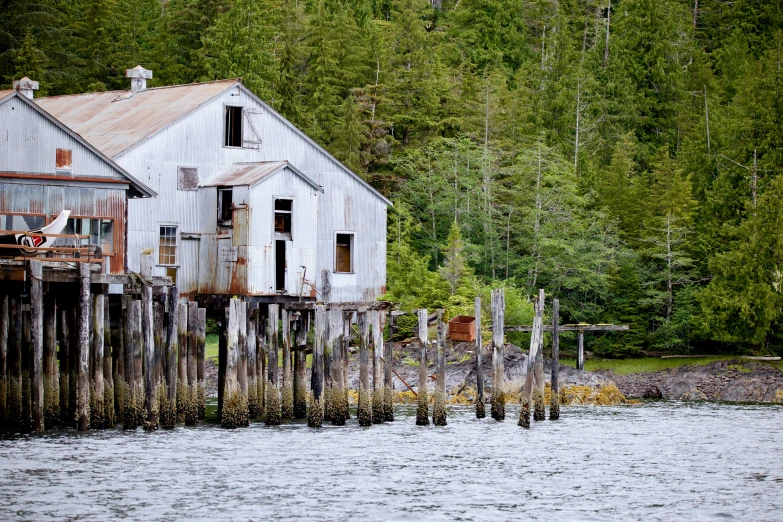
(224, 106), (242, 147)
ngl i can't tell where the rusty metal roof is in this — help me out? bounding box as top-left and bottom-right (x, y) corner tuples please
(0, 90), (14, 101)
(200, 161), (323, 192)
(35, 80), (238, 158)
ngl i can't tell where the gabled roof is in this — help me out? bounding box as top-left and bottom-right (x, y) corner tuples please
(35, 78), (391, 206)
(0, 90), (14, 101)
(35, 79), (237, 158)
(200, 161), (323, 192)
(0, 91), (156, 198)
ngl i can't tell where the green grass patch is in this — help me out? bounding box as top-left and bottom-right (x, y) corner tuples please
(563, 356), (783, 375)
(206, 333), (219, 362)
(402, 357), (419, 367)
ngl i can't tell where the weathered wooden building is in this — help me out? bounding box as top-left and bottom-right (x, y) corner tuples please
(0, 82), (155, 275)
(35, 67), (390, 303)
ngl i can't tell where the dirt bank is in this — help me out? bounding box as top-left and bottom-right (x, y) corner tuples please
(603, 360), (783, 402)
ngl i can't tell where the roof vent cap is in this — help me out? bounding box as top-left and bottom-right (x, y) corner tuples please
(13, 77), (39, 99)
(125, 65), (152, 93)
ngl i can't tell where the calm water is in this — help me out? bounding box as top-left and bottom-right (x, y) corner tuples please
(0, 401), (781, 521)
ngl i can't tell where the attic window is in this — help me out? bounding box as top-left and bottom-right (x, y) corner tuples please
(56, 148), (72, 170)
(224, 106), (242, 147)
(335, 233), (353, 273)
(274, 198), (292, 238)
(217, 187), (233, 227)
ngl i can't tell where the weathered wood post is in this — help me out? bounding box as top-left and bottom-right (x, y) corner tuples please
(265, 303), (281, 425)
(22, 303), (31, 432)
(383, 313), (394, 422)
(533, 289), (546, 421)
(140, 251), (158, 431)
(237, 300), (248, 425)
(577, 330), (585, 371)
(0, 294), (9, 428)
(323, 309), (333, 423)
(161, 286), (178, 429)
(432, 309), (447, 426)
(474, 297), (485, 419)
(29, 260), (44, 432)
(342, 311), (351, 420)
(196, 307), (206, 420)
(257, 314), (266, 418)
(357, 308), (372, 426)
(43, 292), (58, 428)
(519, 290), (543, 428)
(103, 292), (115, 428)
(217, 308), (227, 422)
(293, 313), (308, 419)
(247, 303), (260, 419)
(77, 263), (91, 431)
(91, 290), (105, 428)
(57, 302), (70, 426)
(490, 289), (505, 421)
(281, 308), (294, 419)
(416, 308), (429, 426)
(185, 302), (198, 425)
(371, 310), (384, 424)
(176, 302), (188, 423)
(8, 295), (23, 430)
(308, 304), (326, 427)
(327, 307), (345, 425)
(127, 298), (144, 428)
(153, 302), (164, 395)
(222, 297), (245, 428)
(549, 298), (560, 420)
(111, 295), (123, 420)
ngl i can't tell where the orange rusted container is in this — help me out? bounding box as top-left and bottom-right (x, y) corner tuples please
(449, 315), (477, 342)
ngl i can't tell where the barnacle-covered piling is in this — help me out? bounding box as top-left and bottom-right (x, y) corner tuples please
(490, 289), (505, 421)
(432, 310), (447, 427)
(416, 309), (429, 426)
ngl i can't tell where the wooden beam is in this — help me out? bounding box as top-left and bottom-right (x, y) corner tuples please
(283, 301), (398, 312)
(505, 324), (629, 332)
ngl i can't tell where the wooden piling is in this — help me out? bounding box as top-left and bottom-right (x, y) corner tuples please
(176, 302), (188, 422)
(577, 330), (585, 371)
(432, 309), (447, 426)
(0, 294), (8, 428)
(357, 309), (371, 426)
(519, 291), (543, 428)
(29, 260), (44, 432)
(308, 304), (326, 427)
(68, 303), (79, 427)
(293, 313), (308, 419)
(153, 302), (164, 392)
(490, 289), (505, 421)
(281, 308), (293, 419)
(8, 295), (23, 430)
(327, 307), (345, 425)
(196, 308), (206, 420)
(549, 298), (560, 420)
(257, 316), (266, 419)
(237, 301), (249, 425)
(140, 252), (158, 431)
(247, 303), (260, 419)
(217, 309), (227, 422)
(58, 303), (70, 426)
(474, 297), (485, 419)
(185, 302), (198, 425)
(222, 298), (246, 428)
(90, 291), (105, 429)
(77, 263), (91, 431)
(22, 303), (31, 432)
(124, 298), (143, 429)
(103, 291), (115, 428)
(383, 313), (394, 422)
(43, 292), (58, 428)
(416, 308), (429, 426)
(342, 311), (351, 420)
(533, 290), (546, 421)
(265, 303), (281, 425)
(161, 286), (178, 429)
(371, 310), (384, 424)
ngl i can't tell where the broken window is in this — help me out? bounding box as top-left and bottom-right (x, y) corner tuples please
(274, 198), (292, 238)
(217, 188), (233, 227)
(56, 148), (72, 170)
(159, 225), (178, 265)
(335, 233), (353, 273)
(177, 166), (199, 191)
(224, 106), (243, 147)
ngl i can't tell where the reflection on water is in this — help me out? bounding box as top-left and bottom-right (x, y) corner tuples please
(1, 402), (781, 521)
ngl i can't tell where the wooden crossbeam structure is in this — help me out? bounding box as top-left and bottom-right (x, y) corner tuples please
(505, 323), (629, 370)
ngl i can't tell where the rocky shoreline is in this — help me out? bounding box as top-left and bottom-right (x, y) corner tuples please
(204, 342), (783, 405)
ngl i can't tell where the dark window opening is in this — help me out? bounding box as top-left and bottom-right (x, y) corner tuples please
(165, 267), (177, 285)
(335, 233), (352, 273)
(276, 240), (286, 291)
(217, 188), (233, 226)
(224, 106), (243, 147)
(274, 198), (292, 237)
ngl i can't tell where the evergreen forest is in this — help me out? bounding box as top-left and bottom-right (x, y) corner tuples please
(3, 0), (783, 356)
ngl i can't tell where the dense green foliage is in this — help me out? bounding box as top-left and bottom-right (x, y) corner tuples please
(3, 0), (783, 355)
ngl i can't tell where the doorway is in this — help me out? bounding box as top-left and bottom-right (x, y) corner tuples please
(276, 240), (286, 292)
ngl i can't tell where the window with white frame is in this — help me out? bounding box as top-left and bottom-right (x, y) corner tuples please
(159, 225), (178, 265)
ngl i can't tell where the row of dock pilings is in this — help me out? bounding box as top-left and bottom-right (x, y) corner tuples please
(0, 254), (208, 433)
